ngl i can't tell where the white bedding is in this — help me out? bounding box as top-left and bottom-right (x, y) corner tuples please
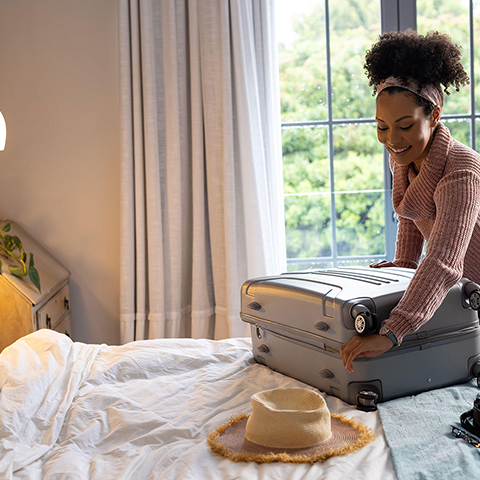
(0, 330), (397, 480)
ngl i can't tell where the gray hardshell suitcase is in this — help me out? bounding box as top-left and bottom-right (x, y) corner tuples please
(241, 267), (480, 409)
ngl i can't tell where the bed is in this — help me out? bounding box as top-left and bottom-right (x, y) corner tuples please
(0, 329), (397, 479)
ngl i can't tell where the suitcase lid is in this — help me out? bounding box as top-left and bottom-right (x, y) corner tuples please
(243, 267), (415, 304)
(241, 267), (415, 342)
(241, 267), (477, 344)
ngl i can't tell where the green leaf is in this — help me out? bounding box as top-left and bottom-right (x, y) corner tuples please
(9, 264), (27, 277)
(29, 253), (35, 268)
(1, 222), (10, 232)
(0, 258), (2, 271)
(28, 267), (41, 293)
(12, 236), (22, 251)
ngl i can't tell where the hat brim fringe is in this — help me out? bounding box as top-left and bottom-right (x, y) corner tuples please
(207, 413), (376, 464)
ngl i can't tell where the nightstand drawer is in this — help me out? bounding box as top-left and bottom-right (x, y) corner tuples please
(37, 283), (71, 330)
(53, 312), (72, 338)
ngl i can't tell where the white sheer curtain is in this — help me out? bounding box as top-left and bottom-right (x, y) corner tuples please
(119, 0), (285, 343)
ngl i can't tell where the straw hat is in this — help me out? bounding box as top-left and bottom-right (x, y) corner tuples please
(208, 387), (375, 463)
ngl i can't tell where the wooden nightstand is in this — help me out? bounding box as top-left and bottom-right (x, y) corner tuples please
(0, 221), (71, 352)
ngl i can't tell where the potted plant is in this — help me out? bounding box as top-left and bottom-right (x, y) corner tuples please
(0, 220), (41, 293)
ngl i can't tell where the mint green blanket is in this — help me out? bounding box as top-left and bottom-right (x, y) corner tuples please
(378, 380), (480, 480)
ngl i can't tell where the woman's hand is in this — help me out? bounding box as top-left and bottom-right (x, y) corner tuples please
(370, 260), (396, 268)
(340, 334), (394, 373)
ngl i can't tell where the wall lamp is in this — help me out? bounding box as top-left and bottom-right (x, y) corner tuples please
(0, 111), (6, 151)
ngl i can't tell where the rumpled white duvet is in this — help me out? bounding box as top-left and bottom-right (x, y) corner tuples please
(0, 330), (397, 480)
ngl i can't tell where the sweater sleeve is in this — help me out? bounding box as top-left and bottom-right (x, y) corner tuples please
(393, 216), (425, 269)
(383, 170), (480, 344)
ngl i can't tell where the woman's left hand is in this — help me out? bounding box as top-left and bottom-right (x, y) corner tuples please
(340, 334), (394, 373)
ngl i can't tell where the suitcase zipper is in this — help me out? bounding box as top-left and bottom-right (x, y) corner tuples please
(257, 325), (329, 353)
(400, 324), (480, 350)
(243, 316), (328, 351)
(244, 315), (480, 355)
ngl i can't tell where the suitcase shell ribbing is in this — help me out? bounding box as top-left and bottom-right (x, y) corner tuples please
(241, 267), (480, 406)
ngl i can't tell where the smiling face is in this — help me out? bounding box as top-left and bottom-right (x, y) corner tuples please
(376, 90), (440, 172)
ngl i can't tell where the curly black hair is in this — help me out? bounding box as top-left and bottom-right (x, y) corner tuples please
(364, 29), (470, 101)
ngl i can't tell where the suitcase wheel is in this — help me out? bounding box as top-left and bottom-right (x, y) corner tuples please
(352, 304), (379, 335)
(463, 281), (480, 310)
(356, 390), (379, 412)
(470, 291), (480, 311)
(472, 362), (480, 388)
(354, 314), (369, 334)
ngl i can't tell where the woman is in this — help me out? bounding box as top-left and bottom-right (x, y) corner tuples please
(340, 29), (480, 373)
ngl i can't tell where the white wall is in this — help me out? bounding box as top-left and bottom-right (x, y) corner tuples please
(0, 1), (122, 344)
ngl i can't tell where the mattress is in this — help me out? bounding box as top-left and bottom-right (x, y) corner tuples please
(0, 329), (397, 479)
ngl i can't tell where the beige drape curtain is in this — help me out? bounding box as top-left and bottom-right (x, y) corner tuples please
(119, 0), (285, 343)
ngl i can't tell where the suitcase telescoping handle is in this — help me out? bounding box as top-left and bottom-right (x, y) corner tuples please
(352, 304), (379, 335)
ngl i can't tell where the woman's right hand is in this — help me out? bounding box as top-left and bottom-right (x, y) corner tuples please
(370, 260), (396, 268)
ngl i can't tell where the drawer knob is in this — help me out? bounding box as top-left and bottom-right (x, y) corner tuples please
(318, 369), (334, 379)
(64, 297), (70, 310)
(314, 321), (329, 331)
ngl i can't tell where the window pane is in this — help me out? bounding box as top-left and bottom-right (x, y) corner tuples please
(285, 194), (332, 260)
(282, 126), (329, 194)
(277, 1), (327, 122)
(417, 0), (470, 116)
(277, 0), (391, 270)
(443, 118), (471, 146)
(329, 0), (380, 119)
(337, 257), (381, 267)
(335, 191), (386, 257)
(282, 125), (332, 263)
(333, 123), (384, 192)
(287, 258), (334, 271)
(332, 123), (385, 258)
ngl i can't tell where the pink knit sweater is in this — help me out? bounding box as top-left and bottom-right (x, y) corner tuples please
(383, 123), (480, 344)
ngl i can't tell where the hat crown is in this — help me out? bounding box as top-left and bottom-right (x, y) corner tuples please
(245, 388), (331, 449)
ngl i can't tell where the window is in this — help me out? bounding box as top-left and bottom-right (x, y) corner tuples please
(417, 0), (480, 151)
(277, 0), (480, 271)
